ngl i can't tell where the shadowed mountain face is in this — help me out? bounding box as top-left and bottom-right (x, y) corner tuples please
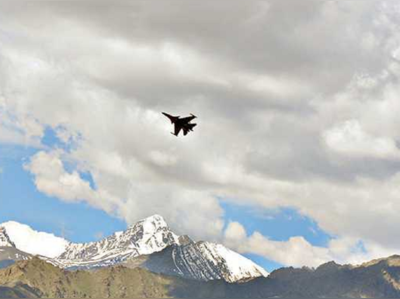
(3, 256), (400, 298)
(0, 285), (41, 299)
(125, 241), (267, 283)
(244, 256), (400, 299)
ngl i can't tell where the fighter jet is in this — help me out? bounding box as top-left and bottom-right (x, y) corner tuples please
(162, 112), (197, 136)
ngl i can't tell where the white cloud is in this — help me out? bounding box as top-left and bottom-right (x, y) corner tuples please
(1, 0), (400, 267)
(323, 119), (400, 159)
(224, 222), (247, 243)
(224, 222), (399, 268)
(0, 102), (43, 147)
(24, 150), (121, 215)
(23, 148), (224, 241)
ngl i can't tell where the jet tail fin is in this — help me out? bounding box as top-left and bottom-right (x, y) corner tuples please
(189, 123), (197, 131)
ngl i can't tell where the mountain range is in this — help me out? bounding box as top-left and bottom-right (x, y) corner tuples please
(3, 254), (400, 298)
(0, 215), (267, 283)
(3, 216), (400, 298)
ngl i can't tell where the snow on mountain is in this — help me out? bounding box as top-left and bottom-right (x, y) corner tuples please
(143, 241), (268, 282)
(198, 242), (269, 282)
(51, 214), (181, 269)
(1, 215), (268, 283)
(0, 227), (15, 247)
(0, 221), (68, 258)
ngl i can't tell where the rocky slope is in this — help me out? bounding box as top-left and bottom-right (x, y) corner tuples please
(242, 255), (400, 298)
(0, 257), (175, 298)
(3, 256), (400, 298)
(0, 215), (267, 283)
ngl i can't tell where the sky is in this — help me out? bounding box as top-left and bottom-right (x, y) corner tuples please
(1, 0), (400, 272)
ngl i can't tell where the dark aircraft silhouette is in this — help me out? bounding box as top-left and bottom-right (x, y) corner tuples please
(162, 112), (197, 136)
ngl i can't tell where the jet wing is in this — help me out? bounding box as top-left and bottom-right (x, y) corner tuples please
(179, 115), (196, 123)
(174, 124), (182, 136)
(162, 112), (178, 124)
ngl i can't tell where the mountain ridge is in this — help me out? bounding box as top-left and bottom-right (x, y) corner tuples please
(0, 215), (268, 283)
(3, 255), (400, 298)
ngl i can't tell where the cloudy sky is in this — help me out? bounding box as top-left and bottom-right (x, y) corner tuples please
(1, 0), (400, 271)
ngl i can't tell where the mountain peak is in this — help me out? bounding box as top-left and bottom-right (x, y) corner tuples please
(316, 261), (343, 274)
(53, 214), (180, 267)
(123, 214), (178, 247)
(133, 214), (169, 230)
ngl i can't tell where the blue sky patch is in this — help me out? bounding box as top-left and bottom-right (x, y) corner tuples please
(0, 143), (126, 243)
(220, 200), (332, 247)
(41, 126), (82, 153)
(42, 126), (71, 151)
(220, 200), (333, 270)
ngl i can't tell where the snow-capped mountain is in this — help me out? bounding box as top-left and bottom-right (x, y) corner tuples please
(128, 241), (268, 283)
(51, 215), (181, 269)
(0, 215), (268, 283)
(0, 221), (68, 258)
(191, 242), (268, 282)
